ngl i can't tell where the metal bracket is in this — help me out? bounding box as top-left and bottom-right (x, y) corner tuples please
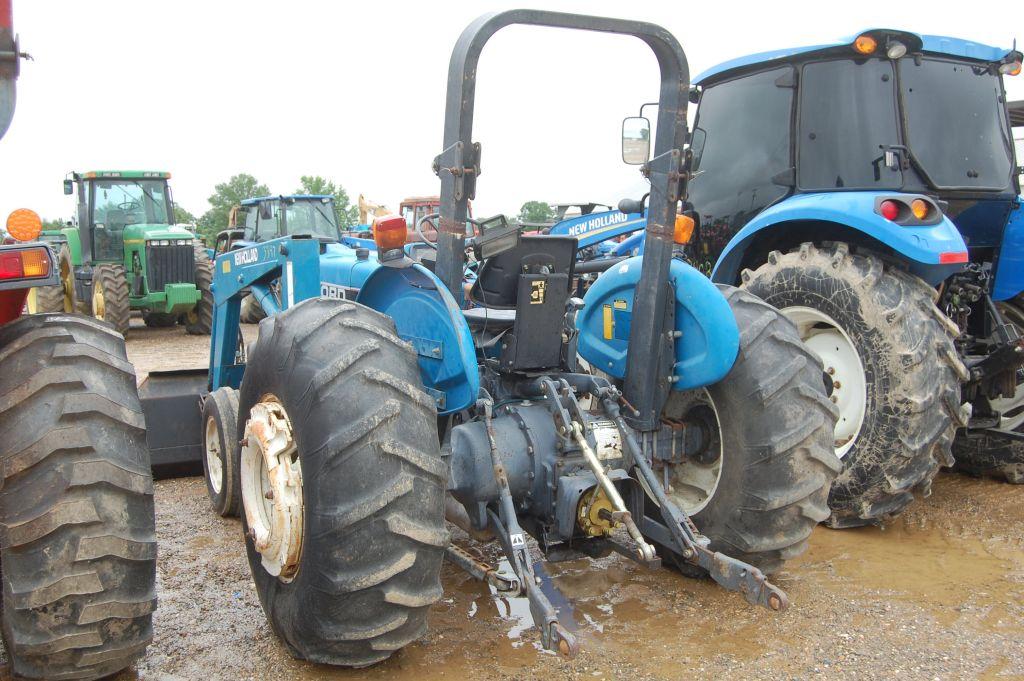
(433, 140), (481, 202)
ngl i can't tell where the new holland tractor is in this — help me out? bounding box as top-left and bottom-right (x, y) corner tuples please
(37, 170), (214, 335)
(554, 30), (1024, 527)
(150, 9), (838, 665)
(0, 6), (157, 678)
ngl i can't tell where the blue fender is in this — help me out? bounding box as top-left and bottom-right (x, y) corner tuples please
(356, 264), (479, 415)
(992, 198), (1024, 302)
(549, 209), (646, 249)
(711, 192), (968, 286)
(577, 256), (739, 391)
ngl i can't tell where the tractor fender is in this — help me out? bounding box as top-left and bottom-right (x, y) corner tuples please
(356, 264), (479, 415)
(60, 227), (83, 266)
(577, 256), (739, 390)
(711, 192), (968, 287)
(992, 197), (1024, 301)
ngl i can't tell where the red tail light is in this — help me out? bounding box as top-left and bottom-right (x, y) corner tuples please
(0, 247), (51, 280)
(879, 200), (900, 221)
(939, 251), (968, 264)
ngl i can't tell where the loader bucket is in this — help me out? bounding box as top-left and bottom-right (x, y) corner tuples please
(140, 368), (209, 478)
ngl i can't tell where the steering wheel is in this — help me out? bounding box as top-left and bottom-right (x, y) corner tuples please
(117, 200), (142, 212)
(416, 213), (441, 250)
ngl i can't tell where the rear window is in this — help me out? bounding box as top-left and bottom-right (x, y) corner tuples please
(798, 59), (903, 190)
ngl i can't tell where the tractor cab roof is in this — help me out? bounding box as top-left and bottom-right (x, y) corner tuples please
(80, 170), (171, 180)
(694, 30), (1016, 85)
(240, 194), (334, 206)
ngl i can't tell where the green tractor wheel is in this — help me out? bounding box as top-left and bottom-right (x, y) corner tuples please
(185, 254), (214, 335)
(92, 263), (131, 335)
(25, 285), (64, 314)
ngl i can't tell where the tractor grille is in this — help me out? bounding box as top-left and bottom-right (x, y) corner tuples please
(146, 243), (195, 292)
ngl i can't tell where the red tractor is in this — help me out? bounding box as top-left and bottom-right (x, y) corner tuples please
(0, 3), (157, 678)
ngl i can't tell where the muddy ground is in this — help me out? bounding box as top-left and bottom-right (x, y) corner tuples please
(115, 323), (1024, 680)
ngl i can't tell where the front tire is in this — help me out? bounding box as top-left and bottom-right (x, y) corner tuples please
(142, 310), (178, 328)
(658, 286), (840, 575)
(0, 314), (157, 679)
(237, 299), (447, 666)
(92, 263), (131, 335)
(742, 242), (967, 527)
(202, 387), (241, 516)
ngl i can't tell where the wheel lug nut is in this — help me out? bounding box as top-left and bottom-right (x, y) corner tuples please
(832, 381), (841, 389)
(264, 490), (274, 500)
(827, 367), (836, 375)
(830, 395), (838, 403)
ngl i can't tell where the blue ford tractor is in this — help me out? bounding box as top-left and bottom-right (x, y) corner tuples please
(145, 10), (838, 665)
(558, 30), (1024, 528)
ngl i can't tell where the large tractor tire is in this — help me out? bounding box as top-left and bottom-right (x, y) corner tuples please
(202, 386), (241, 517)
(237, 299), (447, 666)
(91, 263), (131, 335)
(0, 314), (157, 679)
(952, 293), (1024, 484)
(25, 284), (65, 314)
(184, 255), (214, 335)
(741, 242), (967, 527)
(656, 286), (840, 575)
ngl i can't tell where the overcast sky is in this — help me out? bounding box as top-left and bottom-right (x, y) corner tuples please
(1, 0), (1021, 225)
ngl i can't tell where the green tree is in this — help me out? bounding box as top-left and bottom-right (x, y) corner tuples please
(197, 173), (269, 244)
(42, 217), (67, 231)
(518, 200), (554, 225)
(173, 204), (197, 226)
(295, 175), (359, 228)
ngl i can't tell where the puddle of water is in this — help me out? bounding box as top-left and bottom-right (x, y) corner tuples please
(794, 521), (1024, 627)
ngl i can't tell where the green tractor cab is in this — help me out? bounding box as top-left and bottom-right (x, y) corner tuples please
(50, 170), (213, 334)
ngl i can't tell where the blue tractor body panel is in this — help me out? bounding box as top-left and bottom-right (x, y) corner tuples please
(993, 199), (1024, 301)
(711, 192), (969, 286)
(577, 256), (739, 391)
(357, 265), (480, 413)
(547, 209), (645, 249)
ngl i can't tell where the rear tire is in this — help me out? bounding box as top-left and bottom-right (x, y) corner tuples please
(202, 387), (241, 516)
(240, 294), (267, 324)
(26, 284), (65, 314)
(953, 293), (1024, 483)
(0, 314), (157, 679)
(741, 242), (967, 527)
(237, 299), (447, 666)
(185, 256), (213, 335)
(92, 263), (131, 335)
(657, 286), (840, 575)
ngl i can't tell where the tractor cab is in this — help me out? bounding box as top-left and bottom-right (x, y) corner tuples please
(66, 171), (176, 262)
(686, 30), (1021, 275)
(239, 195), (339, 243)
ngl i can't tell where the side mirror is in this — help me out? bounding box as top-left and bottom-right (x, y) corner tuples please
(63, 179), (74, 195)
(621, 116), (651, 165)
(688, 86), (700, 104)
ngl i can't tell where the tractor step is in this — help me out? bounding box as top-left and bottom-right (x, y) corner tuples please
(139, 368), (208, 479)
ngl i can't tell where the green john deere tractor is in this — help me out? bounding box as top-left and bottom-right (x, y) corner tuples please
(43, 170), (213, 334)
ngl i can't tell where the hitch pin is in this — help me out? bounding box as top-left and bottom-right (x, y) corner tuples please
(570, 421), (657, 562)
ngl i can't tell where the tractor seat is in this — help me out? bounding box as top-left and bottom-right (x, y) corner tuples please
(462, 306), (516, 331)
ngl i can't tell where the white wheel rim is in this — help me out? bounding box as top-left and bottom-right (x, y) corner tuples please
(241, 397), (303, 582)
(662, 390), (723, 515)
(204, 414), (224, 494)
(784, 306), (867, 459)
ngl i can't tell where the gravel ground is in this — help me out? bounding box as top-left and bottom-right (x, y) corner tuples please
(107, 322), (1024, 680)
